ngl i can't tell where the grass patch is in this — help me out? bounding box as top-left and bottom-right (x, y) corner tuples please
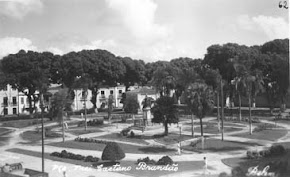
(0, 127), (11, 135)
(67, 127), (103, 136)
(184, 126), (243, 134)
(20, 130), (63, 143)
(96, 133), (149, 145)
(49, 140), (177, 154)
(1, 118), (50, 128)
(232, 128), (288, 141)
(138, 146), (176, 153)
(0, 136), (10, 147)
(182, 138), (262, 152)
(154, 133), (193, 145)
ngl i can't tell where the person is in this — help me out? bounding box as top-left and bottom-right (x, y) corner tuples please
(203, 157), (208, 175)
(177, 141), (181, 155)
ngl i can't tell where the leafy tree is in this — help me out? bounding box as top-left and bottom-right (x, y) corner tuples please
(124, 95), (140, 119)
(150, 65), (179, 96)
(185, 82), (214, 136)
(49, 87), (72, 141)
(120, 57), (146, 89)
(151, 96), (178, 135)
(1, 50), (54, 115)
(108, 95), (114, 122)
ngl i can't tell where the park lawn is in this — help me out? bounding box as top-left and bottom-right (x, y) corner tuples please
(1, 118), (50, 128)
(96, 133), (149, 145)
(222, 150), (290, 176)
(184, 126), (243, 134)
(0, 127), (11, 135)
(67, 127), (103, 136)
(7, 148), (211, 177)
(208, 121), (247, 128)
(271, 119), (290, 125)
(20, 130), (63, 143)
(49, 140), (177, 154)
(182, 138), (262, 152)
(154, 133), (193, 145)
(0, 136), (10, 147)
(231, 128), (288, 141)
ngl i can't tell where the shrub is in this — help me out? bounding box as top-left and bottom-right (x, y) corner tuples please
(259, 149), (271, 157)
(130, 131), (135, 138)
(137, 157), (156, 165)
(120, 128), (130, 136)
(101, 142), (125, 161)
(156, 156), (173, 165)
(74, 137), (110, 144)
(84, 155), (99, 162)
(269, 145), (286, 156)
(246, 150), (260, 159)
(50, 150), (99, 162)
(60, 150), (68, 158)
(231, 166), (246, 177)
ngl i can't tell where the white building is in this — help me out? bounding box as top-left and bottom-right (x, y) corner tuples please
(0, 85), (40, 116)
(73, 85), (126, 111)
(0, 84), (126, 116)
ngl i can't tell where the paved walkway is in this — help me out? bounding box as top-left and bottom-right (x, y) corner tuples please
(1, 114), (290, 177)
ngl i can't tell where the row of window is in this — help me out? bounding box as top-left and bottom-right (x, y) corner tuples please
(100, 90), (123, 95)
(2, 97), (27, 105)
(3, 108), (17, 115)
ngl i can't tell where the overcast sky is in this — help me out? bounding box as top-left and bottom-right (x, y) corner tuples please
(0, 0), (288, 62)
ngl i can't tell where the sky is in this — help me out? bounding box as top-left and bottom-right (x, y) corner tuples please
(0, 0), (289, 62)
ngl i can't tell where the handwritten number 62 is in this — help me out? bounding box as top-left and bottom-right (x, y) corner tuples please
(279, 1), (288, 9)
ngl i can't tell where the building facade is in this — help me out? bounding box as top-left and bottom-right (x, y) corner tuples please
(0, 84), (126, 116)
(0, 85), (40, 116)
(73, 85), (126, 111)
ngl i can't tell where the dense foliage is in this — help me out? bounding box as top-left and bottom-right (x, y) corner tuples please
(101, 142), (125, 161)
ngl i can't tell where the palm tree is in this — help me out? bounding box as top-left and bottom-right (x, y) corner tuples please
(185, 82), (214, 137)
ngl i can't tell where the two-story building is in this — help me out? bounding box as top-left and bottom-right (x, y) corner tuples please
(73, 85), (126, 111)
(0, 85), (40, 116)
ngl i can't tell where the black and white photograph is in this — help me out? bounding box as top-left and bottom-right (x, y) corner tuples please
(0, 0), (289, 177)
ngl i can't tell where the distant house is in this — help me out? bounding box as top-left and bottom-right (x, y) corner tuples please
(125, 86), (159, 109)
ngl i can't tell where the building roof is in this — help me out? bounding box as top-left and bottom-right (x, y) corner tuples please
(126, 87), (157, 95)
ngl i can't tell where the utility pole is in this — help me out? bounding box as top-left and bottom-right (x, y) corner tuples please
(40, 93), (45, 173)
(84, 90), (87, 131)
(220, 79), (224, 141)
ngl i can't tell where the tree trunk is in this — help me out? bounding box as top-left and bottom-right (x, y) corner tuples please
(221, 80), (224, 141)
(164, 116), (168, 135)
(217, 92), (220, 132)
(199, 117), (203, 137)
(27, 94), (33, 115)
(62, 108), (65, 142)
(238, 93), (242, 121)
(249, 95), (252, 135)
(191, 114), (194, 137)
(84, 100), (87, 131)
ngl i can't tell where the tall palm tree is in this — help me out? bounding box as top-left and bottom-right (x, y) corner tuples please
(185, 82), (214, 137)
